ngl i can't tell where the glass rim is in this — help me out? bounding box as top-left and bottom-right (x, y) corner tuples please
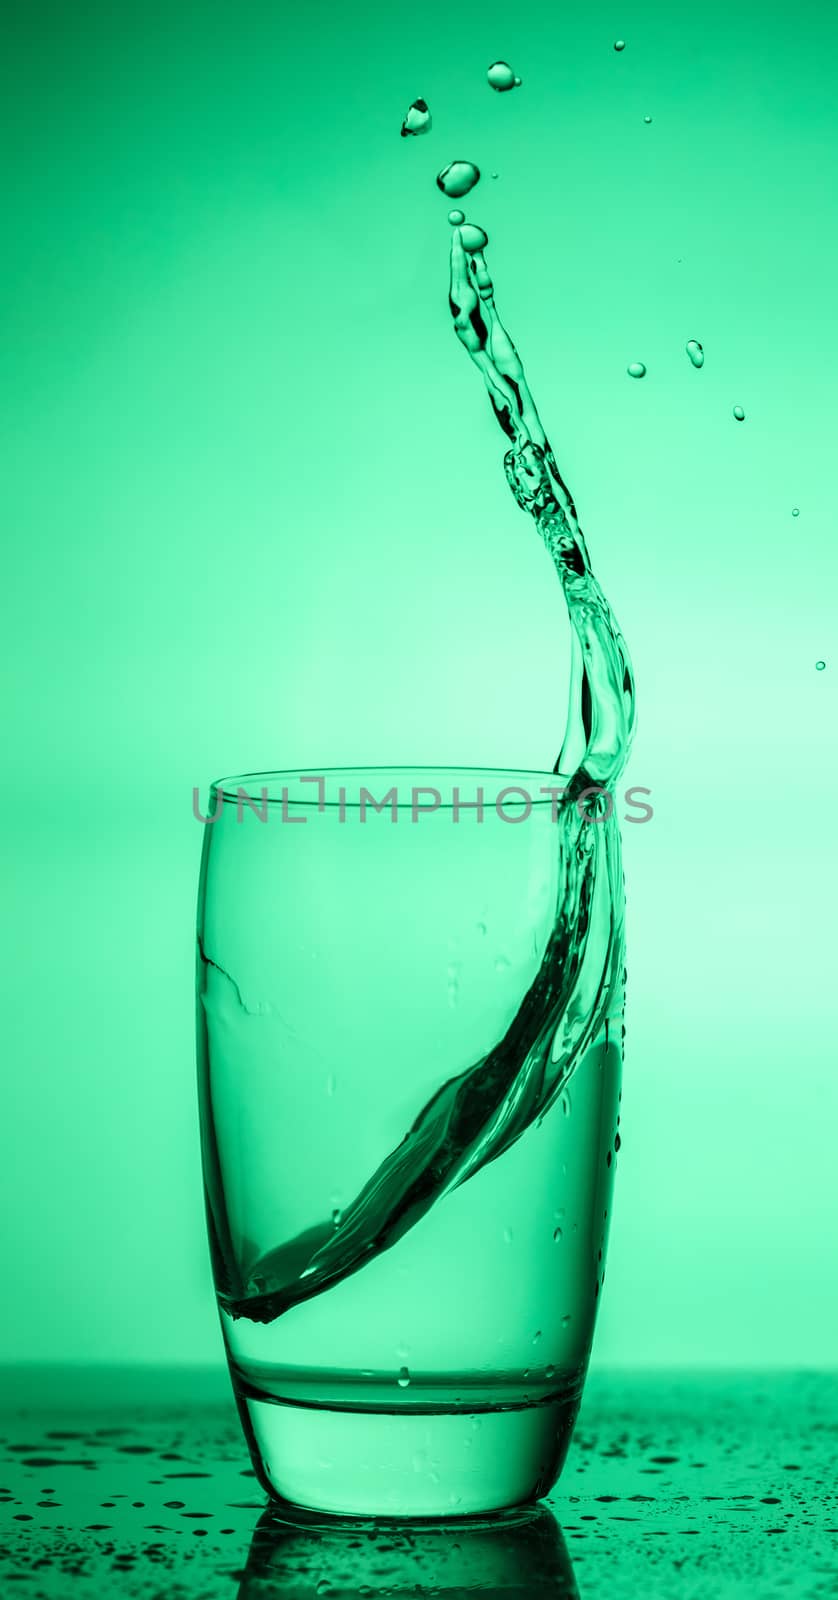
(210, 765), (580, 811)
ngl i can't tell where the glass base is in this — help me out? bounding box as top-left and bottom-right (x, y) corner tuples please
(233, 1377), (582, 1518)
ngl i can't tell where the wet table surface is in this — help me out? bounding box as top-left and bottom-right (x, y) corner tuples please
(1, 1368), (836, 1598)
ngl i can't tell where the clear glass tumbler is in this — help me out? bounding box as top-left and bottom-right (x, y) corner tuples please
(196, 767), (625, 1517)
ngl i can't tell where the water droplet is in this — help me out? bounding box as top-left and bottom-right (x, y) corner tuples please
(326, 1073), (336, 1096)
(546, 1364), (556, 1379)
(331, 1207), (342, 1227)
(792, 506), (800, 517)
(400, 98), (432, 138)
(503, 1227), (513, 1244)
(561, 1091), (572, 1116)
(448, 207), (465, 225)
(733, 405), (745, 421)
(532, 1329), (543, 1345)
(686, 338), (704, 369)
(553, 1226), (564, 1242)
(615, 1132), (622, 1151)
(476, 919), (487, 935)
(494, 955), (511, 973)
(643, 115), (653, 123)
(816, 660), (826, 671)
(436, 160), (480, 198)
(487, 61), (521, 92)
(491, 170), (499, 178)
(614, 39), (626, 52)
(561, 1313), (572, 1328)
(397, 1366), (411, 1388)
(627, 361), (647, 379)
(460, 222), (488, 253)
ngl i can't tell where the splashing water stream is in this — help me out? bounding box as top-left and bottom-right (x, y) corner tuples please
(217, 216), (636, 1325)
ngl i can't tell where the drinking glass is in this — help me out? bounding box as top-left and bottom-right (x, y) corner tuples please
(196, 767), (625, 1517)
(237, 1502), (578, 1599)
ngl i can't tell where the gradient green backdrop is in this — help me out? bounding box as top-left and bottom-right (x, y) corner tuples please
(2, 0), (836, 1368)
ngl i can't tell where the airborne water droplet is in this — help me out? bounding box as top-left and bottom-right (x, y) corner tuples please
(686, 339), (704, 369)
(397, 1366), (411, 1388)
(436, 161), (481, 198)
(614, 39), (626, 51)
(487, 61), (521, 92)
(460, 222), (489, 253)
(627, 361), (647, 379)
(400, 98), (432, 138)
(733, 405), (745, 421)
(448, 208), (465, 225)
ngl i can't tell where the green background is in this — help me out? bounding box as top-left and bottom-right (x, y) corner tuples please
(1, 0), (835, 1369)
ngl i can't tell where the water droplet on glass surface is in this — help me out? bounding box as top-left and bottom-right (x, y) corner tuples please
(503, 1227), (513, 1244)
(487, 61), (521, 92)
(532, 1329), (543, 1345)
(553, 1226), (564, 1242)
(448, 207), (465, 225)
(792, 506), (800, 517)
(460, 222), (489, 252)
(614, 39), (626, 51)
(331, 1207), (342, 1227)
(815, 660), (826, 671)
(643, 114), (653, 123)
(476, 919), (487, 935)
(686, 338), (704, 368)
(436, 160), (480, 198)
(627, 361), (647, 379)
(733, 405), (745, 421)
(397, 1366), (411, 1388)
(562, 1313), (572, 1328)
(546, 1364), (556, 1379)
(400, 98), (432, 138)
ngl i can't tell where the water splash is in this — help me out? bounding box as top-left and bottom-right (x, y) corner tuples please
(222, 220), (634, 1326)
